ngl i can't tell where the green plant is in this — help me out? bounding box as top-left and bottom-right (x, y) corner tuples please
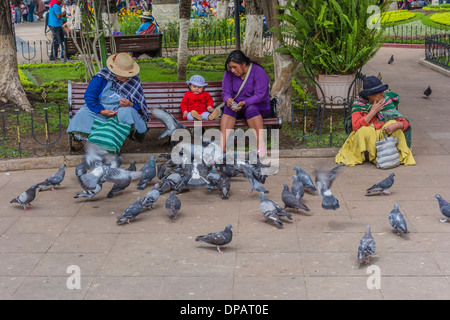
(274, 0), (390, 75)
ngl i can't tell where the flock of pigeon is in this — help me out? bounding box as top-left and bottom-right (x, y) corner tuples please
(9, 140), (450, 260)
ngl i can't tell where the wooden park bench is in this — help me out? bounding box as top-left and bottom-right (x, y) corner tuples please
(65, 33), (163, 58)
(68, 80), (282, 153)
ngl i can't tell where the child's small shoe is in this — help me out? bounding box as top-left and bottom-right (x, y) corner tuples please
(190, 110), (203, 121)
(208, 108), (220, 120)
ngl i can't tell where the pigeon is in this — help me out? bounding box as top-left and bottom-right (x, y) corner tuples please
(187, 159), (208, 188)
(291, 175), (305, 201)
(74, 165), (104, 200)
(259, 192), (292, 228)
(281, 184), (310, 213)
(127, 160), (137, 172)
(389, 203), (409, 236)
(142, 183), (160, 209)
(357, 225), (376, 264)
(37, 164), (66, 191)
(388, 55), (394, 64)
(150, 106), (186, 140)
(423, 86), (432, 98)
(10, 184), (39, 211)
(195, 224), (233, 254)
(117, 197), (144, 225)
(294, 166), (316, 192)
(315, 164), (342, 210)
(217, 172), (231, 200)
(435, 194), (450, 223)
(242, 164), (269, 194)
(159, 168), (182, 194)
(366, 173), (395, 196)
(165, 191), (181, 219)
(106, 167), (143, 198)
(137, 156), (157, 190)
(206, 165), (220, 191)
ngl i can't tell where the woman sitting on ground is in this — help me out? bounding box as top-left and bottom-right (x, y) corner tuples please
(66, 52), (150, 144)
(335, 76), (416, 167)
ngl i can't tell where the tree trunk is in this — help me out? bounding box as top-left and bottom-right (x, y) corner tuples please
(242, 0), (264, 64)
(177, 0), (190, 81)
(216, 0), (229, 19)
(261, 0), (299, 124)
(0, 0), (30, 111)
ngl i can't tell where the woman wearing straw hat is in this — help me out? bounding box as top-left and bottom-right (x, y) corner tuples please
(136, 11), (158, 35)
(67, 53), (150, 144)
(335, 76), (415, 167)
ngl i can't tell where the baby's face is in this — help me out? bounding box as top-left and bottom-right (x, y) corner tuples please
(190, 85), (204, 94)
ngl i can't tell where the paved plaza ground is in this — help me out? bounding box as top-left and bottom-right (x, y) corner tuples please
(2, 23), (450, 301)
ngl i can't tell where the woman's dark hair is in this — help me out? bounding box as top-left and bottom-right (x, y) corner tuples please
(224, 50), (262, 70)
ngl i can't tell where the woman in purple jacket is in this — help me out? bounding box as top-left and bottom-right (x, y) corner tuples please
(219, 50), (271, 158)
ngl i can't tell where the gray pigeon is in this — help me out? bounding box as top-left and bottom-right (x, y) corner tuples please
(435, 194), (450, 223)
(357, 225), (376, 264)
(159, 168), (182, 194)
(165, 191), (181, 219)
(74, 165), (104, 200)
(294, 166), (316, 192)
(315, 164), (342, 210)
(243, 164), (269, 194)
(137, 156), (157, 190)
(195, 224), (233, 254)
(281, 184), (310, 213)
(206, 165), (220, 191)
(150, 106), (186, 140)
(291, 175), (305, 201)
(388, 54), (394, 64)
(37, 164), (66, 191)
(127, 161), (137, 172)
(259, 192), (292, 228)
(106, 167), (143, 198)
(187, 159), (208, 188)
(389, 203), (409, 236)
(117, 197), (144, 225)
(366, 173), (395, 196)
(142, 183), (160, 209)
(218, 172), (231, 200)
(10, 184), (39, 211)
(423, 86), (432, 98)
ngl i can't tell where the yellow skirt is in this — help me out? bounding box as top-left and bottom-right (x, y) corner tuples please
(335, 120), (416, 167)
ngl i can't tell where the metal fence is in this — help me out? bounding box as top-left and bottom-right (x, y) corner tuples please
(425, 33), (450, 70)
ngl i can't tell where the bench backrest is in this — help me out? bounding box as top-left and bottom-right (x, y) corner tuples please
(69, 80), (223, 117)
(66, 33), (163, 56)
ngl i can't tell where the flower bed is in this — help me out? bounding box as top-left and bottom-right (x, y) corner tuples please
(380, 10), (416, 25)
(430, 12), (450, 26)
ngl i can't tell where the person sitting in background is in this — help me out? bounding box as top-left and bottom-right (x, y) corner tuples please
(335, 76), (415, 167)
(136, 11), (158, 34)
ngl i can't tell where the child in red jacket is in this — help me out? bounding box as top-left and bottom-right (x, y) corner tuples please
(181, 75), (219, 121)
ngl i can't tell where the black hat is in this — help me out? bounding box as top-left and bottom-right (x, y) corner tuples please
(359, 76), (389, 97)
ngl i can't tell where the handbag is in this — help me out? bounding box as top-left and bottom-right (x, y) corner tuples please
(375, 129), (401, 169)
(88, 115), (131, 154)
(211, 63), (253, 120)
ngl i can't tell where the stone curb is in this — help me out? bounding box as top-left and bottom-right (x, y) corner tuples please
(418, 58), (450, 78)
(0, 148), (339, 173)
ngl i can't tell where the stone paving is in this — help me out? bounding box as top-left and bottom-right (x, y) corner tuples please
(2, 26), (450, 300)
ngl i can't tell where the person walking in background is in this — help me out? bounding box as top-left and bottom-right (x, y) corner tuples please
(27, 0), (36, 22)
(36, 0), (45, 20)
(48, 0), (66, 60)
(12, 0), (22, 23)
